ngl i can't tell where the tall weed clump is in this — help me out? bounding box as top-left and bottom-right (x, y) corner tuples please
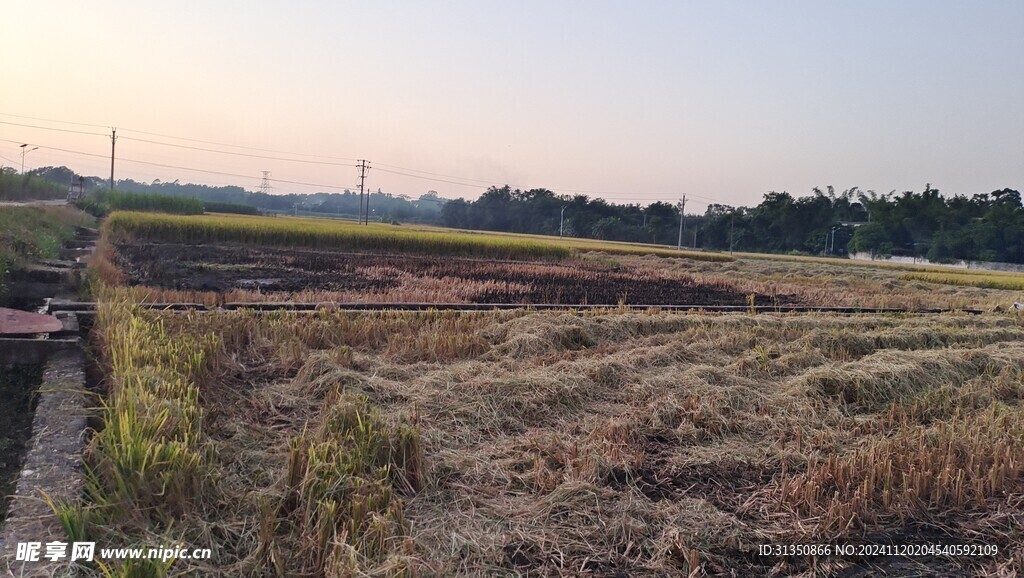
(275, 394), (424, 575)
(0, 172), (66, 201)
(78, 190), (205, 217)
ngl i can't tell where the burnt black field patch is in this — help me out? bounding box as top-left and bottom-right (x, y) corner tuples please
(115, 242), (796, 306)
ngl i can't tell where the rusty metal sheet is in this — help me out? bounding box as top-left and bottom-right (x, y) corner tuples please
(0, 307), (63, 335)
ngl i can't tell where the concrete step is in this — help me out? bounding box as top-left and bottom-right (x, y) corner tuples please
(75, 226), (100, 240)
(62, 239), (95, 250)
(8, 265), (79, 284)
(37, 259), (78, 269)
(57, 247), (93, 260)
(0, 337), (79, 365)
(5, 281), (74, 301)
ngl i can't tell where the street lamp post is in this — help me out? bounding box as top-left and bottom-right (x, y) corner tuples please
(20, 144), (38, 175)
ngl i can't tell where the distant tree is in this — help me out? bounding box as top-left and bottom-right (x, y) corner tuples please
(28, 165), (77, 185)
(847, 222), (891, 258)
(591, 216), (621, 240)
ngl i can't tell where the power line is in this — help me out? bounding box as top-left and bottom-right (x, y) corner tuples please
(0, 112), (359, 161)
(373, 162), (499, 185)
(119, 128), (359, 162)
(119, 135), (358, 167)
(1, 114), (728, 204)
(0, 112), (111, 129)
(0, 137), (109, 159)
(5, 136), (722, 205)
(0, 137), (349, 191)
(375, 165), (728, 205)
(550, 187), (724, 204)
(0, 120), (109, 137)
(374, 166), (490, 189)
(0, 117), (358, 167)
(119, 158), (348, 190)
(0, 120), (733, 205)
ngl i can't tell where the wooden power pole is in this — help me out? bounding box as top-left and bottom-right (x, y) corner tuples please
(109, 128), (117, 190)
(677, 195), (686, 250)
(357, 159), (371, 224)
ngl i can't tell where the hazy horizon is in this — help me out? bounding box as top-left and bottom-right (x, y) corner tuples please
(2, 1), (1022, 210)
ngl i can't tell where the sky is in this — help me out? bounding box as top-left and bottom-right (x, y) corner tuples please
(1, 1), (1022, 210)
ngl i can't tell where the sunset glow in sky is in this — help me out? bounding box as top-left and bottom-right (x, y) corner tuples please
(1, 1), (1022, 209)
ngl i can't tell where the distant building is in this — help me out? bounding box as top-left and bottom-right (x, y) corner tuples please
(67, 176), (85, 201)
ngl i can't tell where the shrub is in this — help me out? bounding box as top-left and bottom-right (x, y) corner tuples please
(76, 190), (204, 216)
(202, 200), (260, 215)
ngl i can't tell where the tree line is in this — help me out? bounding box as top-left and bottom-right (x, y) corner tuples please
(442, 184), (1024, 264)
(25, 166), (1024, 264)
(0, 167), (67, 201)
(24, 166), (447, 223)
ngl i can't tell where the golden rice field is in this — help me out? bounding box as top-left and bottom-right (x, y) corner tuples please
(104, 211), (736, 263)
(900, 271), (1024, 291)
(104, 212), (572, 261)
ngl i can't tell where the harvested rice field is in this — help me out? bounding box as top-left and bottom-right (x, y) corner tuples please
(80, 302), (1024, 576)
(64, 212), (1024, 577)
(111, 242), (792, 306)
(96, 211), (1024, 312)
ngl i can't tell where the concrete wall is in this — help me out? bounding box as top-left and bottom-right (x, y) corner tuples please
(0, 349), (87, 578)
(849, 252), (1024, 273)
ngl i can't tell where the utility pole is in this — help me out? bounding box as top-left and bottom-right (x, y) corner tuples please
(729, 211), (735, 255)
(559, 206), (566, 237)
(677, 195), (686, 250)
(356, 159), (370, 224)
(109, 128), (117, 190)
(365, 179), (370, 224)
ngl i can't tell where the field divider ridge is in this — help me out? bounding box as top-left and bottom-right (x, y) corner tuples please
(46, 301), (983, 315)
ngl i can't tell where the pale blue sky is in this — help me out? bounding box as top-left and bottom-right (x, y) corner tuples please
(1, 1), (1022, 208)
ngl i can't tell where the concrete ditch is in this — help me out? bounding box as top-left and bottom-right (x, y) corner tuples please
(0, 348), (87, 578)
(0, 227), (95, 577)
